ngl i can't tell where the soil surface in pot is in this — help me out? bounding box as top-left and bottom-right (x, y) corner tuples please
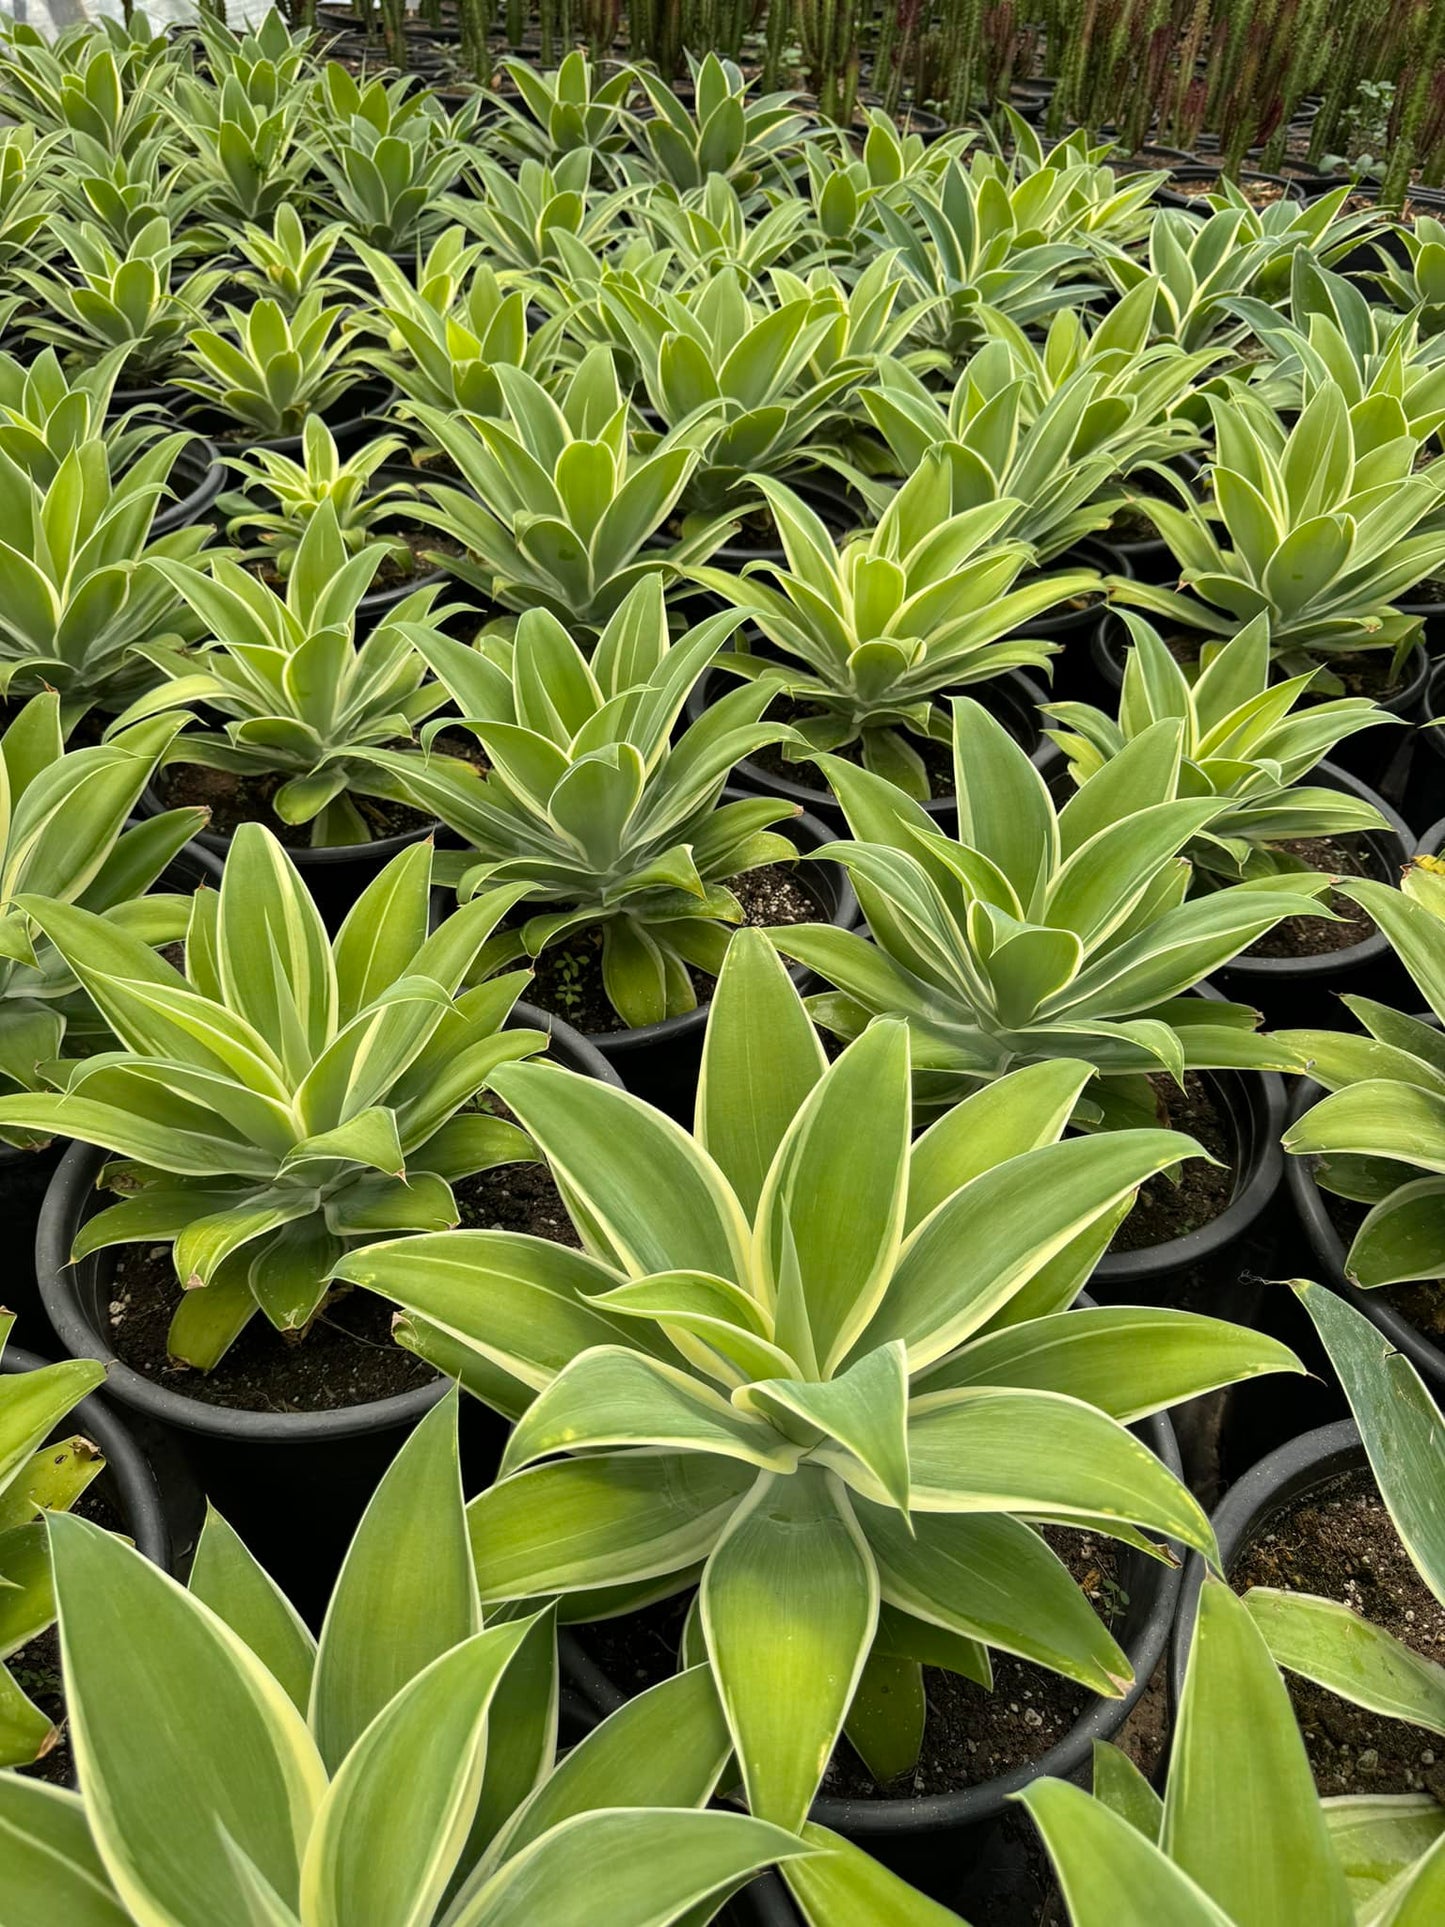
(1109, 1071), (1237, 1251)
(1243, 834), (1380, 959)
(1170, 176), (1290, 206)
(748, 705), (957, 801)
(1231, 1466), (1445, 1797)
(250, 527), (464, 593)
(1323, 1186), (1445, 1340)
(97, 1113), (575, 1413)
(578, 1528), (1142, 1799)
(153, 728), (483, 848)
(14, 1480), (123, 1787)
(519, 862), (820, 1034)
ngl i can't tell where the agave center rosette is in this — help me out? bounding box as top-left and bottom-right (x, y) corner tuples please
(690, 454), (1098, 799)
(337, 930), (1300, 1829)
(767, 697), (1329, 1118)
(0, 827), (549, 1371)
(1111, 381), (1445, 677)
(1043, 611), (1394, 885)
(367, 577), (803, 1028)
(407, 347), (737, 631)
(108, 500), (452, 849)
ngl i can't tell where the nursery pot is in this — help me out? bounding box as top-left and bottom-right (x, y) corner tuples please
(150, 435), (225, 539)
(1207, 762), (1416, 1026)
(1402, 659), (1445, 833)
(563, 1402), (1187, 1916)
(1091, 613), (1428, 796)
(485, 795), (859, 1123)
(1167, 1419), (1362, 1714)
(1285, 1077), (1445, 1399)
(33, 1004), (617, 1623)
(685, 668), (1053, 837)
(139, 774), (439, 934)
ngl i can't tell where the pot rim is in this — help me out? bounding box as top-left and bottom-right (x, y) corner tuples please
(577, 789), (858, 1059)
(1167, 1418), (1362, 1710)
(34, 1001), (616, 1444)
(2, 1343), (172, 1570)
(1284, 1074), (1445, 1390)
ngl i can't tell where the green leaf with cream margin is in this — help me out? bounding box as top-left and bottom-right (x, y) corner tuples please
(0, 1391), (823, 1927)
(337, 930), (1299, 1822)
(0, 824), (549, 1371)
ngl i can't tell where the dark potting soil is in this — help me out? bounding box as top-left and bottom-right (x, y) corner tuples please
(520, 862), (821, 1035)
(1244, 834), (1380, 959)
(97, 1148), (574, 1412)
(749, 709), (958, 801)
(1109, 1071), (1237, 1251)
(822, 1528), (1131, 1800)
(15, 1481), (123, 1787)
(1171, 176), (1290, 206)
(576, 1528), (1138, 1804)
(252, 527), (463, 594)
(156, 764), (432, 848)
(154, 729), (481, 848)
(1327, 651), (1413, 703)
(1322, 1185), (1445, 1340)
(1232, 1467), (1445, 1798)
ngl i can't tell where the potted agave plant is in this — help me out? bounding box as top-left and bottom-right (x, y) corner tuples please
(118, 505), (465, 924)
(0, 692), (216, 1328)
(5, 827), (614, 1612)
(765, 700), (1327, 1294)
(686, 454), (1098, 824)
(366, 578), (859, 1113)
(1170, 1281), (1445, 1827)
(337, 931), (1299, 1912)
(1043, 613), (1414, 1025)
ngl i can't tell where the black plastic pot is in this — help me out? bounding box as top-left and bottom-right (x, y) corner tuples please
(564, 1404), (1186, 1915)
(1402, 659), (1445, 834)
(1091, 613), (1428, 797)
(1285, 1077), (1445, 1398)
(350, 468), (451, 630)
(1090, 457), (1203, 591)
(1157, 166), (1304, 210)
(1, 1346), (180, 1577)
(567, 797), (858, 1120)
(1017, 541), (1132, 709)
(1208, 762), (1416, 1026)
(150, 435), (225, 538)
(685, 666), (1052, 836)
(1168, 1419), (1362, 1715)
(1093, 1064), (1287, 1297)
(139, 775), (438, 933)
(1418, 813), (1445, 859)
(33, 1003), (617, 1623)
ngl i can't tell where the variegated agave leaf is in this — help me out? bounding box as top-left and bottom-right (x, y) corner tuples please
(339, 931), (1299, 1828)
(0, 826), (548, 1369)
(770, 697), (1329, 1110)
